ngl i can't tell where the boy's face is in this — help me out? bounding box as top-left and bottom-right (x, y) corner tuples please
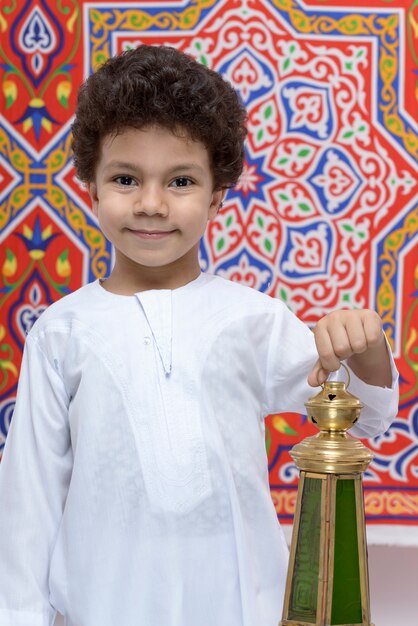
(88, 125), (224, 292)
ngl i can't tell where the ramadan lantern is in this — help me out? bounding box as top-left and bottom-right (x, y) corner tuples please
(280, 366), (374, 626)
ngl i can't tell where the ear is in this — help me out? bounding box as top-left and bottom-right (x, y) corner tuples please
(87, 182), (99, 217)
(208, 188), (227, 220)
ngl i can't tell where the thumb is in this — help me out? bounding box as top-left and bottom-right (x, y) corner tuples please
(308, 359), (329, 387)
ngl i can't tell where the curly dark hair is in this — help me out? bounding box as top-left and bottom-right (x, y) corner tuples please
(71, 45), (247, 189)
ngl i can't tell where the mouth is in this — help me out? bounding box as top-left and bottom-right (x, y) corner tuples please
(129, 229), (176, 240)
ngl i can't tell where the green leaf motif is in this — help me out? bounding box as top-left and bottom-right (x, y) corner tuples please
(12, 190), (24, 204)
(217, 237), (225, 251)
(257, 216), (264, 228)
(297, 149), (310, 158)
(51, 189), (64, 204)
(50, 154), (64, 168)
(226, 215), (233, 227)
(265, 426), (271, 456)
(59, 249), (69, 262)
(264, 238), (272, 253)
(298, 203), (311, 212)
(264, 105), (273, 120)
(95, 54), (107, 65)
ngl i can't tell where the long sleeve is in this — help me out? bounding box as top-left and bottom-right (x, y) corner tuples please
(0, 334), (72, 626)
(263, 302), (399, 439)
(336, 339), (399, 439)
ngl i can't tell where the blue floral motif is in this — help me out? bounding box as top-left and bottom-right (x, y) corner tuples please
(218, 46), (275, 105)
(227, 151), (274, 207)
(369, 408), (418, 482)
(216, 248), (273, 292)
(10, 0), (64, 88)
(0, 400), (15, 454)
(279, 220), (334, 279)
(308, 147), (362, 215)
(279, 80), (335, 140)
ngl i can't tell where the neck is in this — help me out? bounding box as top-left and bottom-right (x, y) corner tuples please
(102, 253), (202, 294)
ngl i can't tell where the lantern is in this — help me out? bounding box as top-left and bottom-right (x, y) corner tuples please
(280, 366), (374, 626)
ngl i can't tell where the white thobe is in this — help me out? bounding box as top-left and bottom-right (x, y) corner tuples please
(0, 272), (398, 626)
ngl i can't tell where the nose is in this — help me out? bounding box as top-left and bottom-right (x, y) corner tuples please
(133, 183), (168, 217)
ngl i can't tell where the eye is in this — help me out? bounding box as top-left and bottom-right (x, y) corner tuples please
(114, 176), (136, 186)
(171, 177), (193, 188)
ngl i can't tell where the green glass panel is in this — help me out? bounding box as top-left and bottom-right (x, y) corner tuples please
(331, 479), (362, 624)
(288, 477), (322, 623)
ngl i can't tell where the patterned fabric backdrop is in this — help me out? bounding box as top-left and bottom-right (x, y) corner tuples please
(0, 0), (417, 545)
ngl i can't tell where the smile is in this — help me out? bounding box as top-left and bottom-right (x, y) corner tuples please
(129, 229), (176, 240)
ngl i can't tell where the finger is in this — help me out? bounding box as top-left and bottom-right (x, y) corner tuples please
(313, 321), (342, 372)
(344, 313), (368, 355)
(362, 310), (384, 348)
(307, 359), (330, 387)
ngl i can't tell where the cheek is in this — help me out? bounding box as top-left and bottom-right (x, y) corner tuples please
(95, 204), (120, 238)
(189, 211), (211, 236)
(96, 194), (124, 222)
(177, 200), (209, 228)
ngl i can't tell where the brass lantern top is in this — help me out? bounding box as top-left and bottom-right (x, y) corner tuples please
(290, 367), (373, 474)
(305, 378), (363, 433)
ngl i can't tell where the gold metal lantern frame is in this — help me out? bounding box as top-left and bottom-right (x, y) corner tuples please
(280, 368), (375, 626)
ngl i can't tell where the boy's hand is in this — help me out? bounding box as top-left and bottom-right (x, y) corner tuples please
(308, 309), (392, 388)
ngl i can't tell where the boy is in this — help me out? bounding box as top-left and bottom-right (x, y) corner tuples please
(0, 45), (398, 626)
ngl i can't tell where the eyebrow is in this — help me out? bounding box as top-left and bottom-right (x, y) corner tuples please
(102, 161), (139, 174)
(102, 161), (205, 175)
(167, 163), (206, 176)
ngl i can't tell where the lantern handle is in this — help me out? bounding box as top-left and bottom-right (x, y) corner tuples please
(317, 362), (351, 390)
